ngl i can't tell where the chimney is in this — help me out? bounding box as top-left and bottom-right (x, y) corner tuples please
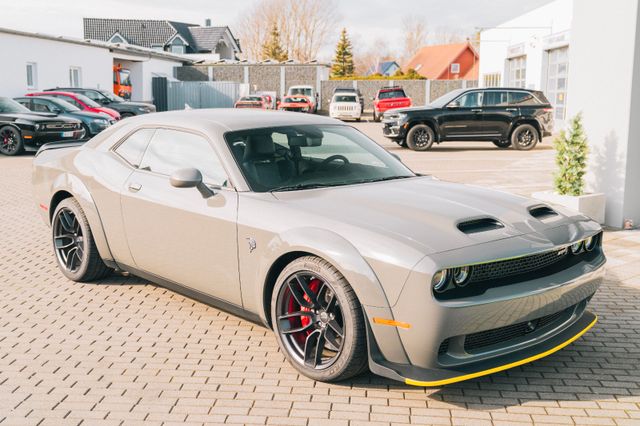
(205, 18), (211, 27)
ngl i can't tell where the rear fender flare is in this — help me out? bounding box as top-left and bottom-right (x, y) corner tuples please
(49, 173), (114, 262)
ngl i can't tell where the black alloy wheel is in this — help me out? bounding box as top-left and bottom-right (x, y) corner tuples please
(511, 124), (539, 151)
(53, 207), (85, 273)
(406, 124), (435, 151)
(275, 271), (345, 369)
(0, 126), (24, 156)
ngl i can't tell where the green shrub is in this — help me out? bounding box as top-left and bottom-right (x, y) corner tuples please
(553, 113), (589, 196)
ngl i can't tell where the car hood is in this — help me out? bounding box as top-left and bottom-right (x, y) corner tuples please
(391, 105), (437, 114)
(68, 111), (111, 120)
(272, 176), (582, 255)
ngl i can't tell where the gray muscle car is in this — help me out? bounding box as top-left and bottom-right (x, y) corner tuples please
(32, 109), (605, 385)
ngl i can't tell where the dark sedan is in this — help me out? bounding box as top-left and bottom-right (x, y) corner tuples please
(14, 96), (114, 137)
(0, 97), (84, 156)
(45, 88), (156, 118)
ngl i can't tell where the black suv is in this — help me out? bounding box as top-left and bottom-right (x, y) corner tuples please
(382, 88), (554, 151)
(45, 88), (156, 118)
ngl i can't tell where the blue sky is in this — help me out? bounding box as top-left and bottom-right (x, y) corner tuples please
(0, 0), (552, 58)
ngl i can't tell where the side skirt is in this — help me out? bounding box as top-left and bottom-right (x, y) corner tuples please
(111, 261), (266, 326)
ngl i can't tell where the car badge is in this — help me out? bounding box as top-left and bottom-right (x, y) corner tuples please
(558, 247), (568, 256)
(246, 237), (257, 253)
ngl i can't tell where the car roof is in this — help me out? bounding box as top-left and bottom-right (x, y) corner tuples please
(112, 108), (341, 133)
(33, 91), (79, 97)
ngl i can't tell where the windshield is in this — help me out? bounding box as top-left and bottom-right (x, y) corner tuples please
(47, 97), (80, 112)
(430, 89), (466, 108)
(241, 96), (263, 102)
(102, 91), (125, 102)
(333, 95), (357, 103)
(284, 97), (308, 103)
(225, 124), (415, 192)
(290, 87), (313, 96)
(72, 93), (101, 108)
(378, 89), (406, 99)
(0, 97), (31, 113)
(117, 70), (131, 86)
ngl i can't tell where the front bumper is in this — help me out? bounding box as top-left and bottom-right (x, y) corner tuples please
(23, 129), (86, 150)
(382, 122), (407, 139)
(369, 309), (597, 386)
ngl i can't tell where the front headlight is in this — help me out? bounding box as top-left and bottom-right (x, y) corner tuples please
(432, 270), (449, 293)
(91, 119), (108, 125)
(452, 266), (471, 287)
(34, 124), (41, 131)
(570, 241), (584, 254)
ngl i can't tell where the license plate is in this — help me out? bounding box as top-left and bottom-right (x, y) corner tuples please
(62, 131), (73, 137)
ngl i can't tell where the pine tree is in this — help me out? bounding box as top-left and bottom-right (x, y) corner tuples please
(553, 113), (589, 196)
(261, 23), (288, 62)
(331, 28), (354, 78)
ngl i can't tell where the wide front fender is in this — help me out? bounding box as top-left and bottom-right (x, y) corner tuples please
(238, 225), (411, 365)
(48, 173), (114, 262)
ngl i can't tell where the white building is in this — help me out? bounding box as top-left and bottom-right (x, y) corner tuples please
(0, 27), (192, 103)
(478, 0), (573, 128)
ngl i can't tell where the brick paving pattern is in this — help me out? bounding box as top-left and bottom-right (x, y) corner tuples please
(1, 128), (640, 425)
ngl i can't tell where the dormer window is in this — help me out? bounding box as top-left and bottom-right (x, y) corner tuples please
(108, 32), (128, 44)
(168, 35), (187, 54)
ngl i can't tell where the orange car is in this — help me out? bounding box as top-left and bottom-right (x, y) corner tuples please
(277, 95), (313, 113)
(234, 95), (268, 109)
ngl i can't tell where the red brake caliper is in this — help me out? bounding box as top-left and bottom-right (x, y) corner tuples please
(288, 278), (321, 344)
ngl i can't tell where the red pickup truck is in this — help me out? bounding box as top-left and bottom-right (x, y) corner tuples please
(372, 86), (412, 122)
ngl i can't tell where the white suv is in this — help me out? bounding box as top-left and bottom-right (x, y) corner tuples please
(329, 93), (362, 121)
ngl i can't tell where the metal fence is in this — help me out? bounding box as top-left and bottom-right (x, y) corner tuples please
(152, 78), (248, 111)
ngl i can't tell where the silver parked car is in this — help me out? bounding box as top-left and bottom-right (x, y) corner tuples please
(33, 109), (605, 386)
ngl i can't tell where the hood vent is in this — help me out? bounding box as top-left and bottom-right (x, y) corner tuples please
(457, 217), (504, 234)
(529, 205), (558, 220)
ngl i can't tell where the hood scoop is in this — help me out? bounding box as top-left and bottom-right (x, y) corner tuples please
(529, 205), (558, 220)
(457, 217), (505, 234)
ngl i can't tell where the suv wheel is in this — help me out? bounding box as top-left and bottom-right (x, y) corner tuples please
(271, 256), (368, 382)
(493, 140), (511, 149)
(372, 110), (380, 122)
(406, 124), (435, 151)
(511, 124), (539, 150)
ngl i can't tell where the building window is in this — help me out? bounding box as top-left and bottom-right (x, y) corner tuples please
(169, 37), (186, 54)
(506, 56), (526, 88)
(483, 72), (501, 88)
(26, 63), (37, 89)
(69, 67), (82, 87)
(450, 63), (460, 74)
(546, 46), (569, 121)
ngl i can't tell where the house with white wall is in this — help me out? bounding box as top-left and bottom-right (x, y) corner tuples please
(478, 0), (572, 128)
(0, 27), (192, 103)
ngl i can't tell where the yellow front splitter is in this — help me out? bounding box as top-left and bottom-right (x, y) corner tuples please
(406, 315), (598, 387)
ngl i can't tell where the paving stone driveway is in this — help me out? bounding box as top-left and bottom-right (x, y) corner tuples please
(1, 130), (640, 426)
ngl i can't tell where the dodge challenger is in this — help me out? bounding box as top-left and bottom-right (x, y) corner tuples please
(32, 109), (605, 385)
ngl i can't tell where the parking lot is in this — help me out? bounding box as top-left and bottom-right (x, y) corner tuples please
(1, 123), (639, 426)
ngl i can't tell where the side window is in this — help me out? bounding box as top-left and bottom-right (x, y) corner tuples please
(83, 91), (101, 102)
(61, 96), (82, 108)
(483, 91), (509, 107)
(139, 129), (228, 186)
(32, 99), (53, 113)
(456, 92), (482, 108)
(509, 91), (539, 106)
(115, 128), (155, 167)
(16, 99), (31, 109)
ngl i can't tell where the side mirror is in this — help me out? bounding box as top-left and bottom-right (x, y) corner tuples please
(51, 107), (62, 114)
(100, 98), (110, 105)
(170, 168), (214, 198)
(447, 101), (460, 109)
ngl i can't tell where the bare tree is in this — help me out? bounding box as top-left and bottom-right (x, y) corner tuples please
(236, 0), (338, 62)
(353, 37), (392, 75)
(401, 16), (428, 65)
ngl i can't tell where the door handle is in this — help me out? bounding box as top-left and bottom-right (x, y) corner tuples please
(471, 109), (482, 112)
(128, 183), (142, 192)
(506, 108), (518, 112)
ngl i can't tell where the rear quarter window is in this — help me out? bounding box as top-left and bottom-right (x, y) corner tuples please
(509, 91), (541, 106)
(114, 128), (155, 167)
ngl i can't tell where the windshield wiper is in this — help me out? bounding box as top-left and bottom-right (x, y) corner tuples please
(348, 175), (415, 185)
(269, 182), (344, 192)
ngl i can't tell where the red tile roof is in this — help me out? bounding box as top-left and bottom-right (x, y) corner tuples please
(405, 42), (479, 80)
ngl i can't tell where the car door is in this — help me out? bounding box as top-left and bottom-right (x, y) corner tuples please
(119, 128), (242, 305)
(439, 91), (484, 139)
(479, 90), (515, 139)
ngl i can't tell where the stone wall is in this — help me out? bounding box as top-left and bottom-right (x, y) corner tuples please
(176, 65), (477, 112)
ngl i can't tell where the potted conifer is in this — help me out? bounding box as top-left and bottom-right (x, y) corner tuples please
(532, 113), (606, 223)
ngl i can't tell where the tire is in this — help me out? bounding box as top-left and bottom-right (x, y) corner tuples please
(52, 198), (111, 282)
(120, 112), (134, 119)
(493, 140), (511, 149)
(511, 124), (539, 151)
(406, 124), (435, 151)
(372, 110), (380, 122)
(81, 123), (92, 139)
(0, 126), (24, 156)
(271, 256), (368, 382)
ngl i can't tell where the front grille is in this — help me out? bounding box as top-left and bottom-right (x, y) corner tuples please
(470, 248), (568, 283)
(463, 304), (575, 352)
(45, 123), (77, 130)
